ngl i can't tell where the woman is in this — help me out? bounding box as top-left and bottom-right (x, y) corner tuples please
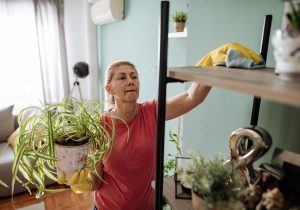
(92, 60), (211, 210)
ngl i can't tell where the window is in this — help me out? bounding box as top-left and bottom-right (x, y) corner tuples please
(0, 1), (44, 111)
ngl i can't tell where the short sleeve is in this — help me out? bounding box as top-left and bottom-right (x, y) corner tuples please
(141, 99), (157, 117)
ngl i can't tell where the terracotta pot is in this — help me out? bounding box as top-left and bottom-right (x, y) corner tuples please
(174, 22), (185, 32)
(54, 142), (89, 179)
(192, 191), (204, 210)
(192, 191), (221, 210)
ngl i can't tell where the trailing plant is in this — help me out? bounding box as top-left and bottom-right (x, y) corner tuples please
(171, 11), (188, 23)
(12, 97), (118, 198)
(164, 130), (181, 176)
(180, 154), (246, 210)
(164, 156), (176, 177)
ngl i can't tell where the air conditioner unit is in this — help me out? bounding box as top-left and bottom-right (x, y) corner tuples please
(90, 0), (124, 25)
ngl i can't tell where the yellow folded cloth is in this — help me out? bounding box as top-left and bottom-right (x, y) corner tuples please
(195, 42), (262, 67)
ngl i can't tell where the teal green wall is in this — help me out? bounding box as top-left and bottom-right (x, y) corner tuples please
(97, 0), (300, 166)
(98, 0), (159, 102)
(183, 0), (300, 165)
(97, 0), (187, 160)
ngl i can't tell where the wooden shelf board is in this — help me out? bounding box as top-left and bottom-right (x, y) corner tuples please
(168, 66), (300, 107)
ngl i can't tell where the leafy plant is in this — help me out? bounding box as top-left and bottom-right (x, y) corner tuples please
(284, 0), (300, 30)
(12, 97), (117, 198)
(164, 157), (176, 177)
(164, 131), (181, 176)
(171, 11), (188, 23)
(180, 154), (246, 210)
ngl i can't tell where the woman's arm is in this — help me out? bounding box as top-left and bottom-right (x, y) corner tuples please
(91, 161), (103, 191)
(166, 83), (211, 120)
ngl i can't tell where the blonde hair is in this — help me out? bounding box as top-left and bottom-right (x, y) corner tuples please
(105, 60), (137, 109)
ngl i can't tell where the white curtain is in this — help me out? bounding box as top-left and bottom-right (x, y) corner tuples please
(0, 0), (43, 109)
(0, 0), (69, 109)
(34, 0), (70, 104)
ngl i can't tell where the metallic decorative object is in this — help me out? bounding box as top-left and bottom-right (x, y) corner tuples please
(229, 126), (272, 185)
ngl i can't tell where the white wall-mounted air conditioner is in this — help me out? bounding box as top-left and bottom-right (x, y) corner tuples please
(90, 0), (124, 25)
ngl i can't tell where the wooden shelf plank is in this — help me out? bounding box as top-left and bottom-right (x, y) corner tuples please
(168, 66), (300, 107)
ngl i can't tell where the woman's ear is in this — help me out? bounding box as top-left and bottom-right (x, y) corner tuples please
(105, 85), (112, 94)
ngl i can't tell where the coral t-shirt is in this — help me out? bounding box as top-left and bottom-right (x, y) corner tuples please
(95, 100), (157, 210)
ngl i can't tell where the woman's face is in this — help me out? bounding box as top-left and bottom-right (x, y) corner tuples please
(106, 64), (140, 104)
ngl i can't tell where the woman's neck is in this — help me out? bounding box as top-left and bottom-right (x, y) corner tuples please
(110, 102), (138, 123)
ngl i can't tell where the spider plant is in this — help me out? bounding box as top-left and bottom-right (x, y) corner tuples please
(11, 97), (117, 198)
(0, 179), (8, 188)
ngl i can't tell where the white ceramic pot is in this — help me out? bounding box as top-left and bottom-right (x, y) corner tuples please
(272, 29), (300, 81)
(54, 142), (89, 179)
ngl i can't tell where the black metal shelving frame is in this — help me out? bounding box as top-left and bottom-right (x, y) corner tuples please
(155, 2), (169, 209)
(155, 1), (272, 209)
(251, 15), (272, 126)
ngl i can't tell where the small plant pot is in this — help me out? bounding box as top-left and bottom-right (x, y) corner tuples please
(174, 22), (185, 32)
(192, 191), (221, 210)
(272, 29), (300, 81)
(54, 142), (89, 179)
(191, 191), (204, 210)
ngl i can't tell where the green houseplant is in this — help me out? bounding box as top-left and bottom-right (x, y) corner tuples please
(171, 11), (188, 32)
(164, 130), (182, 176)
(272, 0), (300, 81)
(180, 154), (246, 210)
(284, 0), (300, 30)
(12, 97), (117, 198)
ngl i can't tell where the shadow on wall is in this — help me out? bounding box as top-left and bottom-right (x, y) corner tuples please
(262, 102), (300, 154)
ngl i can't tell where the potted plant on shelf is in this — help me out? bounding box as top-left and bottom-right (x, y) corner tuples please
(272, 0), (300, 81)
(171, 11), (188, 32)
(11, 97), (117, 198)
(180, 154), (246, 210)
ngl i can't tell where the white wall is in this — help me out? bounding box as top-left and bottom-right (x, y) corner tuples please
(64, 0), (99, 101)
